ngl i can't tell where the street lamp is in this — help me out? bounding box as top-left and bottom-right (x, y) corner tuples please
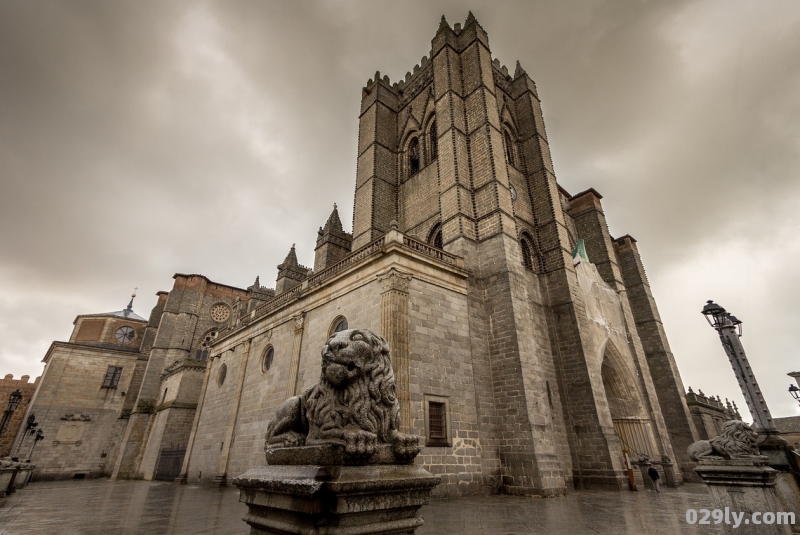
(789, 384), (800, 405)
(0, 389), (23, 438)
(701, 300), (777, 436)
(13, 414), (38, 460)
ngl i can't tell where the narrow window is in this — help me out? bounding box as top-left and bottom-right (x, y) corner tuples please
(261, 346), (274, 373)
(408, 137), (420, 176)
(217, 364), (227, 387)
(521, 238), (533, 271)
(504, 130), (516, 167)
(428, 120), (437, 160)
(428, 402), (447, 445)
(102, 366), (123, 389)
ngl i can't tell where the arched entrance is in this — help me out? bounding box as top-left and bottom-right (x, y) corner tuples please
(601, 343), (658, 459)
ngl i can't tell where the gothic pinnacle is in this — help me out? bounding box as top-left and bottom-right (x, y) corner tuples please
(514, 60), (526, 79)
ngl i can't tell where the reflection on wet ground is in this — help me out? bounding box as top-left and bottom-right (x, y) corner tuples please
(1, 479), (719, 534)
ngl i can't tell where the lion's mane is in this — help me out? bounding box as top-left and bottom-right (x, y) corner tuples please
(710, 420), (758, 456)
(687, 420), (758, 461)
(305, 331), (400, 442)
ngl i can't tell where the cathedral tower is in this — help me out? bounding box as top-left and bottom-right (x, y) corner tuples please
(352, 13), (696, 492)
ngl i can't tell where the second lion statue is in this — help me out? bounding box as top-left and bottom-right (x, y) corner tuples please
(265, 328), (420, 460)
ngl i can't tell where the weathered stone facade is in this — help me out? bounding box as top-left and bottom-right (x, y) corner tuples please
(18, 14), (698, 495)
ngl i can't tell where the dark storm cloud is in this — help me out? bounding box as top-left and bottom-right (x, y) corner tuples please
(1, 1), (799, 417)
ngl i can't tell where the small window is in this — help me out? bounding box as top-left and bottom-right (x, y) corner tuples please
(217, 364), (227, 387)
(428, 402), (447, 445)
(102, 366), (123, 389)
(261, 346), (274, 373)
(329, 316), (348, 337)
(424, 395), (450, 447)
(408, 137), (420, 176)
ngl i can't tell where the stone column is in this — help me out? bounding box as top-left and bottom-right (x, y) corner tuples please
(695, 458), (792, 535)
(378, 269), (412, 435)
(286, 313), (305, 397)
(214, 339), (252, 485)
(661, 458), (677, 487)
(637, 458), (653, 490)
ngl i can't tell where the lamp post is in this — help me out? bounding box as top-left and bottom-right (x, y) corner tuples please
(27, 428), (44, 462)
(13, 414), (37, 460)
(789, 384), (800, 406)
(0, 389), (23, 445)
(701, 300), (778, 436)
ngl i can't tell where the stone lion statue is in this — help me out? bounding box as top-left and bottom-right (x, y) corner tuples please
(265, 328), (420, 460)
(687, 420), (759, 461)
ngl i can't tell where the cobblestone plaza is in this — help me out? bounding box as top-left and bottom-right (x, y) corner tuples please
(0, 479), (721, 534)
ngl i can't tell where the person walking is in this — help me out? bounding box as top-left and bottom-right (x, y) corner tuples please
(647, 466), (661, 494)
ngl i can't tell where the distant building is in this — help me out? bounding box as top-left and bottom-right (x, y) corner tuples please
(18, 13), (699, 495)
(12, 300), (147, 478)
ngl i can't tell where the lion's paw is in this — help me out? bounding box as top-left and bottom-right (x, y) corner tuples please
(392, 432), (421, 459)
(344, 429), (377, 456)
(265, 431), (306, 452)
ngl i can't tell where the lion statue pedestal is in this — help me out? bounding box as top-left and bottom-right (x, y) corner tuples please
(232, 329), (440, 535)
(689, 421), (796, 535)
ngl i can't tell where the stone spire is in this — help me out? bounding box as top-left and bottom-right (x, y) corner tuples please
(276, 244), (309, 294)
(314, 204), (353, 272)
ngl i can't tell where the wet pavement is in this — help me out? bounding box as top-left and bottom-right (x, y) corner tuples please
(0, 479), (721, 534)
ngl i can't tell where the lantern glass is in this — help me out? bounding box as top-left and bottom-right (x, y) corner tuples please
(6, 390), (22, 412)
(790, 384), (800, 401)
(702, 300), (727, 328)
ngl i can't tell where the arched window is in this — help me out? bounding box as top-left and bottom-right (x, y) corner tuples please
(504, 129), (516, 167)
(408, 137), (420, 176)
(520, 232), (535, 272)
(329, 316), (348, 337)
(428, 119), (437, 161)
(195, 328), (218, 360)
(428, 223), (443, 249)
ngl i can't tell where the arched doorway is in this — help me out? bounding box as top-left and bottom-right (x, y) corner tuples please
(601, 343), (658, 460)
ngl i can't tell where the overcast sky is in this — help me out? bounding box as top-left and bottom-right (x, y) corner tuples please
(1, 1), (799, 421)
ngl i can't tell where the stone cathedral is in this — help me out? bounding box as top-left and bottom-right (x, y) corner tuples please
(19, 14), (699, 496)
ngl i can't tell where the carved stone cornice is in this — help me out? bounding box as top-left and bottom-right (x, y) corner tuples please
(377, 269), (412, 294)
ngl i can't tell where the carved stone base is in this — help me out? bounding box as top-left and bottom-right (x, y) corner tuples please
(232, 446), (440, 535)
(695, 457), (792, 535)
